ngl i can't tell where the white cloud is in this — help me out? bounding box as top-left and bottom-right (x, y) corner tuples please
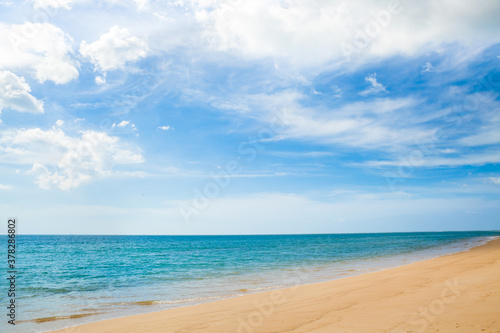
(460, 128), (500, 147)
(0, 184), (12, 190)
(360, 73), (387, 96)
(95, 74), (106, 85)
(158, 125), (170, 131)
(207, 86), (498, 155)
(191, 0), (500, 66)
(133, 0), (148, 10)
(331, 85), (342, 98)
(458, 95), (500, 147)
(220, 91), (429, 150)
(0, 71), (44, 114)
(0, 23), (79, 84)
(363, 150), (500, 168)
(0, 128), (144, 190)
(55, 119), (64, 127)
(111, 120), (137, 133)
(490, 177), (500, 185)
(116, 120), (130, 128)
(80, 26), (149, 79)
(268, 151), (335, 158)
(422, 62), (433, 73)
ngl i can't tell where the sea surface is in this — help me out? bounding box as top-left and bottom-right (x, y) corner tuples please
(1, 231), (499, 332)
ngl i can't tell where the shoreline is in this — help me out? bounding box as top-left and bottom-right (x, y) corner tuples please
(30, 234), (494, 332)
(50, 236), (500, 332)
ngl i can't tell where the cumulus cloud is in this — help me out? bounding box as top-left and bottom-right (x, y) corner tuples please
(0, 128), (144, 190)
(0, 23), (79, 84)
(360, 73), (388, 96)
(158, 125), (170, 130)
(0, 71), (44, 114)
(80, 26), (149, 82)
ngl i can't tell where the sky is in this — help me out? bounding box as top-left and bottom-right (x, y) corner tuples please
(0, 0), (499, 235)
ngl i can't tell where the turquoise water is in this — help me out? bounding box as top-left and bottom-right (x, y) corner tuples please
(1, 231), (499, 332)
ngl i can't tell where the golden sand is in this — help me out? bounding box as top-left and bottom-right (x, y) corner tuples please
(53, 238), (500, 333)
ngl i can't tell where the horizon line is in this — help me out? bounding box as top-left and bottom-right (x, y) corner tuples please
(8, 230), (500, 237)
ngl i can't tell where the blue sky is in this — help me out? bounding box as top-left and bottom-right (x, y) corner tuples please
(0, 0), (499, 234)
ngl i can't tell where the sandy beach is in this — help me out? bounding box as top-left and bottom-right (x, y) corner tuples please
(52, 238), (500, 333)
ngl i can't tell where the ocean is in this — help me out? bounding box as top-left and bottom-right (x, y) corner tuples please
(2, 231), (499, 332)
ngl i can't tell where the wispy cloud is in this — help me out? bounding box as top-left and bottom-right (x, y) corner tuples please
(422, 62), (434, 73)
(460, 130), (500, 147)
(115, 120), (130, 128)
(360, 73), (388, 96)
(212, 90), (430, 150)
(267, 151), (335, 158)
(490, 177), (500, 185)
(361, 150), (500, 168)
